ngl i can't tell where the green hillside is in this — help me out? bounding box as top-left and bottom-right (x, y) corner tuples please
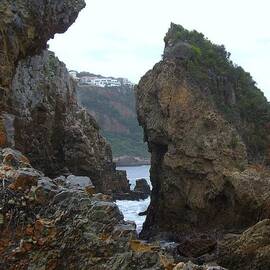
(76, 83), (149, 158)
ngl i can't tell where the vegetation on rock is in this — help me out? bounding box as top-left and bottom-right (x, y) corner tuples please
(137, 23), (270, 247)
(77, 84), (149, 158)
(164, 23), (270, 163)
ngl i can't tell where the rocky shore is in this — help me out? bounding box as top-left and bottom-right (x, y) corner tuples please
(114, 156), (150, 166)
(1, 0), (270, 269)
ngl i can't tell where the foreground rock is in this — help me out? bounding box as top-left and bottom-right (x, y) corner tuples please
(136, 23), (270, 240)
(0, 148), (135, 268)
(0, 148), (227, 269)
(218, 219), (270, 270)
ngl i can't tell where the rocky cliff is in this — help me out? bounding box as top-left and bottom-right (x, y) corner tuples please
(6, 51), (129, 194)
(0, 0), (85, 103)
(136, 23), (270, 240)
(0, 0), (130, 196)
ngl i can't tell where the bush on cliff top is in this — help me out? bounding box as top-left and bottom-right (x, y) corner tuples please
(166, 23), (270, 163)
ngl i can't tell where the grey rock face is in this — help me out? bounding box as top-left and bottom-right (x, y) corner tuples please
(5, 50), (130, 195)
(66, 175), (94, 189)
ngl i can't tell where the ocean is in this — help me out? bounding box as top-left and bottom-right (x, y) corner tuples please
(116, 165), (151, 233)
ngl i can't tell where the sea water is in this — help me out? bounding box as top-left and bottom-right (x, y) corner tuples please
(116, 165), (151, 233)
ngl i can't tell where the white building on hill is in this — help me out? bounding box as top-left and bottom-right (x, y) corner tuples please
(122, 78), (134, 87)
(69, 70), (79, 81)
(80, 76), (122, 88)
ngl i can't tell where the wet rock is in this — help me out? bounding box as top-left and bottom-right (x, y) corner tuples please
(138, 209), (148, 216)
(8, 51), (130, 196)
(134, 178), (151, 196)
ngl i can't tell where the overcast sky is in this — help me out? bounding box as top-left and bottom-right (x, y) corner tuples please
(49, 0), (270, 99)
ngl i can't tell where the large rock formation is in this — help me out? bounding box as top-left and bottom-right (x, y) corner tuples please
(136, 23), (270, 239)
(0, 0), (130, 196)
(0, 0), (85, 93)
(5, 50), (129, 195)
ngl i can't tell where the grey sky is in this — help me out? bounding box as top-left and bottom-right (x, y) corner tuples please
(49, 0), (270, 99)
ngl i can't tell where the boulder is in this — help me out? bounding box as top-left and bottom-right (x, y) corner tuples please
(134, 178), (151, 199)
(66, 175), (94, 189)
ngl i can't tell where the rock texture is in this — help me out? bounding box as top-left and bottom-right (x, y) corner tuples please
(136, 23), (270, 239)
(0, 148), (142, 269)
(218, 219), (270, 270)
(0, 148), (225, 269)
(3, 50), (129, 195)
(0, 0), (85, 94)
(0, 0), (130, 195)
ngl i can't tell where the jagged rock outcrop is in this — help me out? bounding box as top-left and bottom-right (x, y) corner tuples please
(2, 50), (129, 195)
(0, 0), (85, 94)
(134, 178), (151, 199)
(136, 23), (270, 240)
(0, 148), (226, 269)
(218, 219), (270, 270)
(0, 148), (145, 269)
(0, 0), (130, 195)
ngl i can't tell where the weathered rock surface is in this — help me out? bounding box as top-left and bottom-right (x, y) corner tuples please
(136, 23), (270, 239)
(173, 261), (227, 270)
(218, 219), (270, 270)
(1, 50), (130, 195)
(0, 148), (226, 269)
(0, 0), (85, 95)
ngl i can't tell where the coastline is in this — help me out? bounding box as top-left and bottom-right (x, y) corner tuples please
(113, 156), (150, 167)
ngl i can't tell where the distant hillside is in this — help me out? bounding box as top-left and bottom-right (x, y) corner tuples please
(76, 82), (149, 159)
